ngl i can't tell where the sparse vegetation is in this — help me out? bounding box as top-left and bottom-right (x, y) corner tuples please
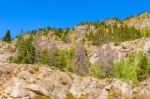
(89, 64), (103, 78)
(64, 92), (90, 99)
(34, 95), (51, 99)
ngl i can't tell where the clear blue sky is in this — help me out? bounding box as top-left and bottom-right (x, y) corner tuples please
(0, 0), (150, 38)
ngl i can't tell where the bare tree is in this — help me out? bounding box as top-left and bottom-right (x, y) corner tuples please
(73, 44), (89, 75)
(47, 40), (59, 67)
(96, 43), (115, 77)
(34, 31), (41, 62)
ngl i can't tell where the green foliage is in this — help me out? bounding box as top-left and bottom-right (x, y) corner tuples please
(113, 51), (150, 83)
(2, 30), (11, 42)
(38, 49), (59, 67)
(38, 27), (69, 41)
(38, 49), (51, 65)
(140, 28), (150, 37)
(38, 48), (74, 71)
(137, 53), (150, 81)
(12, 35), (36, 64)
(85, 23), (142, 46)
(64, 93), (76, 99)
(54, 28), (69, 40)
(57, 48), (74, 71)
(64, 92), (90, 99)
(34, 95), (51, 99)
(89, 64), (103, 78)
(112, 25), (141, 42)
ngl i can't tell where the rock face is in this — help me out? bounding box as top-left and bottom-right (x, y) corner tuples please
(88, 38), (150, 65)
(0, 62), (150, 99)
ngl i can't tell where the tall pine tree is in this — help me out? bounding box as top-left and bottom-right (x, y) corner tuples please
(2, 30), (11, 42)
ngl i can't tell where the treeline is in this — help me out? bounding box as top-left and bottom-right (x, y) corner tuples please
(12, 21), (150, 46)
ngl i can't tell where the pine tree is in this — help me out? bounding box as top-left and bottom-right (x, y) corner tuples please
(2, 30), (11, 42)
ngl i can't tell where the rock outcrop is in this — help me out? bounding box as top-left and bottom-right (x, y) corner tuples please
(88, 38), (150, 65)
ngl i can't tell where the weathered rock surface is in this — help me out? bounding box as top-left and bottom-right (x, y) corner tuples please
(0, 62), (150, 99)
(88, 38), (150, 65)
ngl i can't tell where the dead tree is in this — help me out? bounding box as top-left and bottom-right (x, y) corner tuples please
(34, 31), (41, 62)
(97, 43), (115, 77)
(73, 44), (89, 75)
(47, 40), (59, 67)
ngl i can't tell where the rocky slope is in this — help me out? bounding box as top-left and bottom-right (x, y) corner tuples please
(1, 11), (150, 99)
(124, 12), (150, 29)
(0, 40), (150, 99)
(0, 62), (150, 99)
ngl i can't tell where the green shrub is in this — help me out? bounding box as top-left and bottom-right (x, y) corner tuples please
(113, 57), (139, 83)
(140, 28), (150, 37)
(113, 51), (150, 83)
(38, 49), (59, 67)
(137, 53), (150, 81)
(89, 64), (103, 78)
(57, 48), (74, 71)
(12, 35), (36, 64)
(34, 95), (51, 99)
(64, 92), (76, 99)
(38, 48), (74, 71)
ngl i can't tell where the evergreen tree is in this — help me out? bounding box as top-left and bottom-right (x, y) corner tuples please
(2, 30), (11, 42)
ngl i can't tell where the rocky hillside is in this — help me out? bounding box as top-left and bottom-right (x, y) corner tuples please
(0, 11), (150, 99)
(1, 36), (150, 99)
(103, 11), (150, 29)
(0, 62), (150, 99)
(124, 11), (150, 29)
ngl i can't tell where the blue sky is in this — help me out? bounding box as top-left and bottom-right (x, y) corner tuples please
(0, 0), (150, 38)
